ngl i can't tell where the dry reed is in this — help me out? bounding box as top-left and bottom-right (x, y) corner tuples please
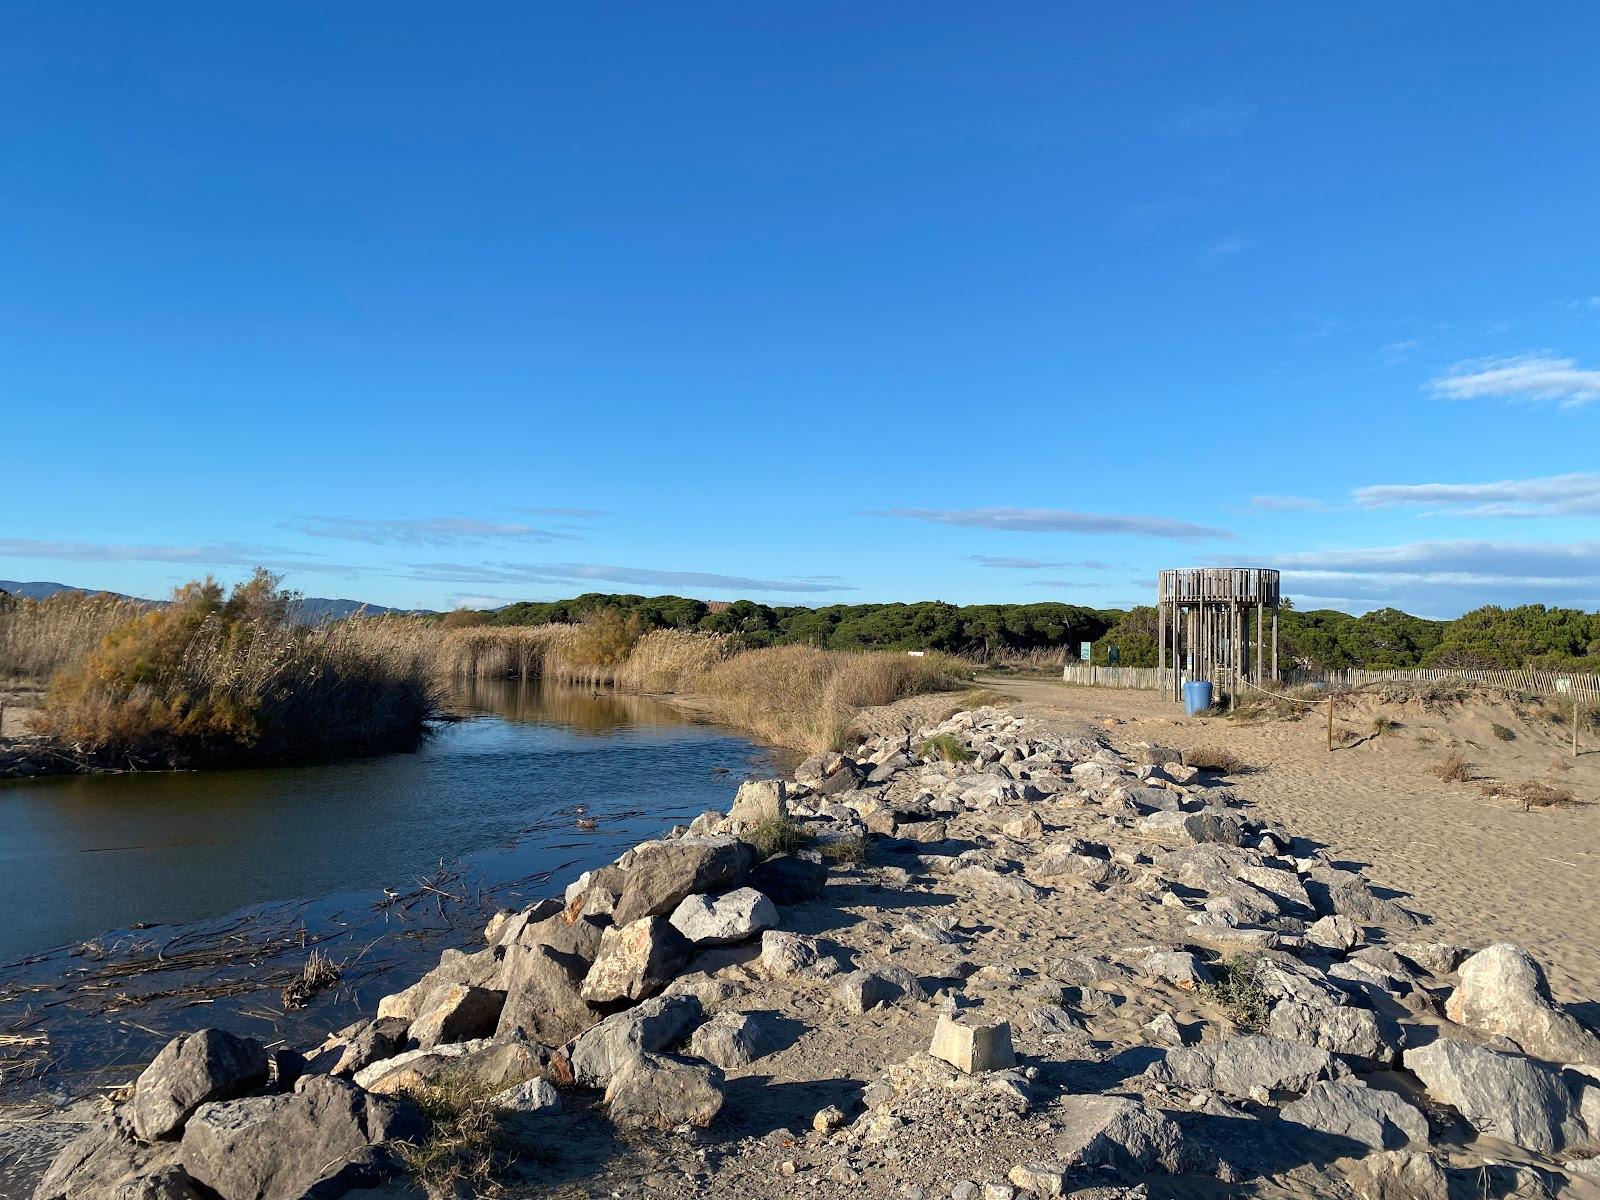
(0, 592), (147, 682)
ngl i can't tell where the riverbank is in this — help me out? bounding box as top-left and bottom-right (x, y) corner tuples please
(16, 689), (1600, 1199)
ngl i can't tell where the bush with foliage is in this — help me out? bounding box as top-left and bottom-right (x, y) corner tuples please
(36, 571), (437, 767)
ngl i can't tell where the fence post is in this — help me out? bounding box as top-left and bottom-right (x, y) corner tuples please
(1326, 694), (1334, 752)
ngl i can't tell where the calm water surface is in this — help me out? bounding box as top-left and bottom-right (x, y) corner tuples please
(0, 681), (778, 964)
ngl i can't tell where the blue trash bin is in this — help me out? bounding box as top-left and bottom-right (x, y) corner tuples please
(1183, 680), (1214, 716)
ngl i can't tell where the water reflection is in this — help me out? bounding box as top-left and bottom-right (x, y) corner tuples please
(0, 682), (781, 1103)
(452, 678), (700, 734)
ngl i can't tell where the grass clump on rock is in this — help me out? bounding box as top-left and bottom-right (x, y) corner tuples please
(746, 814), (810, 859)
(917, 732), (974, 764)
(35, 570), (437, 769)
(398, 1074), (507, 1197)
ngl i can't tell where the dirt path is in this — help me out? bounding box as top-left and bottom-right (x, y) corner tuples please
(978, 675), (1600, 1005)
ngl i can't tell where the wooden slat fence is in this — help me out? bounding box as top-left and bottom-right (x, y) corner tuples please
(1060, 663), (1600, 702)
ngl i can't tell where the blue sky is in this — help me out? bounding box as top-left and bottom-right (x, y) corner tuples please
(3, 4), (1598, 618)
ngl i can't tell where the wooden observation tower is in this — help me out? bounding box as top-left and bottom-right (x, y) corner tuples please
(1157, 568), (1281, 702)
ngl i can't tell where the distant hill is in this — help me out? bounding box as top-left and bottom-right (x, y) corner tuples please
(0, 579), (136, 601)
(0, 580), (428, 624)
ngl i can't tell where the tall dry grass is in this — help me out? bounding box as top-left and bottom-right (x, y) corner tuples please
(433, 624), (579, 681)
(612, 628), (732, 692)
(694, 646), (970, 752)
(34, 574), (439, 768)
(0, 592), (148, 682)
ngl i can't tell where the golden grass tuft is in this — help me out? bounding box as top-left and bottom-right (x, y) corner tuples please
(1182, 746), (1248, 775)
(1430, 750), (1474, 783)
(694, 646), (968, 753)
(611, 628), (732, 693)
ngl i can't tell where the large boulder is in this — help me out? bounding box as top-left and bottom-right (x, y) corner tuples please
(568, 994), (705, 1088)
(1145, 1035), (1344, 1099)
(668, 888), (778, 946)
(728, 779), (787, 826)
(408, 984), (505, 1049)
(1269, 1000), (1396, 1067)
(1403, 1038), (1592, 1155)
(354, 1037), (547, 1097)
(603, 1053), (725, 1130)
(130, 1030), (269, 1142)
(611, 836), (756, 926)
(688, 1011), (778, 1069)
(376, 945), (501, 1023)
(1345, 1150), (1450, 1200)
(1445, 943), (1600, 1066)
(1049, 1095), (1187, 1173)
(580, 917), (693, 1004)
(31, 1115), (195, 1200)
(330, 1017), (411, 1078)
(179, 1075), (424, 1200)
(495, 914), (607, 1044)
(1138, 809), (1245, 847)
(747, 853), (828, 905)
(1279, 1080), (1429, 1151)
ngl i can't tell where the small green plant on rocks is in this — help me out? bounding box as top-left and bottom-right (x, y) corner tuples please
(1491, 723), (1516, 741)
(1199, 955), (1270, 1030)
(917, 733), (974, 764)
(747, 814), (810, 859)
(818, 833), (869, 866)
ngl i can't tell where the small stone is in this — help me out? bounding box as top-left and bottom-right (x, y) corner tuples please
(813, 1104), (847, 1133)
(491, 1077), (561, 1113)
(1307, 914), (1361, 952)
(929, 1012), (1017, 1073)
(1007, 1162), (1067, 1197)
(982, 1186), (1016, 1200)
(1142, 1013), (1184, 1047)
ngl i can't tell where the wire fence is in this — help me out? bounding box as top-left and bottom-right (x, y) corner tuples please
(1060, 662), (1600, 702)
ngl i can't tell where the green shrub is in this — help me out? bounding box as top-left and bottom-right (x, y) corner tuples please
(1199, 955), (1270, 1029)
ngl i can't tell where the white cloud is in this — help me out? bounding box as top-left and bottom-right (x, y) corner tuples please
(0, 538), (357, 575)
(868, 508), (1234, 541)
(968, 556), (1116, 570)
(403, 561), (854, 594)
(1223, 539), (1600, 613)
(291, 516), (578, 545)
(1380, 339), (1418, 366)
(1354, 473), (1600, 518)
(1249, 495), (1325, 512)
(1429, 353), (1600, 408)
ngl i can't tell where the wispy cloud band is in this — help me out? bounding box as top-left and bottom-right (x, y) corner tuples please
(868, 508), (1234, 541)
(1429, 353), (1600, 408)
